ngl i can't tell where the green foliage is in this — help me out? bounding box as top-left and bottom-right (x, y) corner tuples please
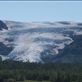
(22, 80), (50, 82)
(0, 60), (82, 82)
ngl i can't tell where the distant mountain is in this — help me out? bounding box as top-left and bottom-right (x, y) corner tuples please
(0, 20), (82, 63)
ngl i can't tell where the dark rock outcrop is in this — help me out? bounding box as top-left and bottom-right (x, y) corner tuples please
(0, 20), (8, 30)
(0, 42), (12, 56)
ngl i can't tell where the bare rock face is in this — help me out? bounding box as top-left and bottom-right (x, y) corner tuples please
(0, 20), (8, 30)
(0, 42), (12, 56)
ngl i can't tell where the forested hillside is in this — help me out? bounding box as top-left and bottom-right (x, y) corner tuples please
(0, 60), (82, 82)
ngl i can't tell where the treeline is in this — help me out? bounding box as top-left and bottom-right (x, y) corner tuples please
(0, 60), (82, 82)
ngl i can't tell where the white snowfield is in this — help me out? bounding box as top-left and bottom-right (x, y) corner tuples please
(0, 21), (82, 62)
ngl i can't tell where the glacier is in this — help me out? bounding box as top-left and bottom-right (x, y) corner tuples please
(0, 20), (82, 63)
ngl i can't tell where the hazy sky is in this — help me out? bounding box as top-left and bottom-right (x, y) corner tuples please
(0, 1), (82, 22)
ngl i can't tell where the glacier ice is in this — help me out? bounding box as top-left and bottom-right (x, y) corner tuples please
(0, 21), (82, 62)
